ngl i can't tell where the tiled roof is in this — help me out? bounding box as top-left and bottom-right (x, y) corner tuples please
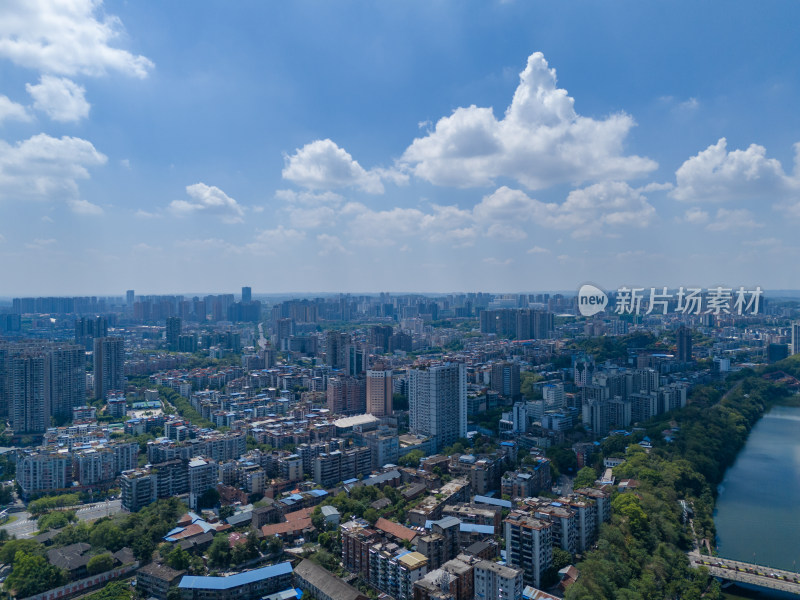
(374, 518), (417, 542)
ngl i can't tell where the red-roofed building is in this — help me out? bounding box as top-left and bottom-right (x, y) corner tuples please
(374, 517), (417, 543)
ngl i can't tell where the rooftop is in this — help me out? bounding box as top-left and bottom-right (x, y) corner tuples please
(178, 562), (293, 590)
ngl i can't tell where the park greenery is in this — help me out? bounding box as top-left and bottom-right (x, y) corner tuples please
(37, 509), (77, 531)
(158, 385), (214, 428)
(565, 356), (800, 599)
(1, 497), (187, 598)
(28, 493), (82, 515)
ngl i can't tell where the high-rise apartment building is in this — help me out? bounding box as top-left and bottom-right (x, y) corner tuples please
(93, 337), (125, 400)
(327, 376), (366, 415)
(9, 352), (49, 434)
(75, 316), (108, 350)
(346, 345), (366, 376)
(792, 322), (800, 355)
(325, 331), (349, 370)
(1, 342), (86, 427)
(366, 369), (393, 417)
(409, 362), (466, 452)
(166, 317), (182, 351)
(473, 560), (523, 600)
(676, 325), (693, 362)
(490, 362), (520, 399)
(47, 344), (87, 420)
(241, 286), (252, 303)
(504, 511), (552, 589)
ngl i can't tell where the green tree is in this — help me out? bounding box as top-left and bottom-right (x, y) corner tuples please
(5, 551), (67, 598)
(0, 539), (45, 564)
(82, 581), (133, 600)
(392, 394), (408, 411)
(266, 536), (283, 555)
(207, 533), (231, 568)
(573, 466), (597, 489)
(54, 522), (91, 545)
(219, 505), (235, 520)
(398, 450), (424, 468)
(546, 446), (578, 475)
(552, 547), (572, 571)
(133, 536), (156, 562)
(90, 520), (125, 551)
(87, 553), (114, 575)
(363, 508), (379, 525)
(166, 546), (191, 571)
(197, 487), (221, 509)
(37, 510), (77, 531)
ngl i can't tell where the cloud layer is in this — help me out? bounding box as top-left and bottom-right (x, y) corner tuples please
(0, 0), (154, 78)
(0, 133), (107, 201)
(26, 75), (90, 122)
(672, 138), (800, 204)
(282, 139), (387, 193)
(400, 52), (657, 189)
(169, 183), (245, 223)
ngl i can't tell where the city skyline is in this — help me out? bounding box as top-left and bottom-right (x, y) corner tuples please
(1, 1), (799, 295)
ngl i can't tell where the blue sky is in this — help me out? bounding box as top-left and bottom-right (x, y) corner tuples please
(1, 0), (799, 296)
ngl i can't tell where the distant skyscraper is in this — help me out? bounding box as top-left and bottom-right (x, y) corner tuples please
(166, 317), (182, 351)
(93, 337), (125, 400)
(792, 322), (800, 356)
(75, 316), (108, 350)
(346, 345), (366, 376)
(676, 326), (693, 362)
(126, 290), (135, 306)
(409, 362), (466, 452)
(241, 286), (252, 303)
(325, 331), (349, 370)
(366, 369), (393, 417)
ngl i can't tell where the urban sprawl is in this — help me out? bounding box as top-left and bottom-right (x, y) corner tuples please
(1, 289), (799, 600)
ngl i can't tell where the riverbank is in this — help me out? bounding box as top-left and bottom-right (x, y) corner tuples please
(564, 357), (800, 599)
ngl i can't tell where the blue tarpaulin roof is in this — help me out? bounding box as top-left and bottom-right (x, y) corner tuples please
(179, 562), (292, 590)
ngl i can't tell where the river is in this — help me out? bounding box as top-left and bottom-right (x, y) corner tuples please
(714, 404), (800, 574)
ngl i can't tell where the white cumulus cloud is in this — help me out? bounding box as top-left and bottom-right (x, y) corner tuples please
(0, 133), (107, 201)
(672, 138), (800, 204)
(0, 95), (30, 123)
(474, 181), (655, 238)
(282, 139), (387, 193)
(26, 75), (90, 122)
(400, 52), (656, 189)
(0, 0), (153, 78)
(169, 183), (245, 223)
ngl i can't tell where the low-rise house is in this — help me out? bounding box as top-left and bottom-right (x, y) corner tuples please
(293, 559), (368, 600)
(178, 562), (293, 600)
(137, 562), (186, 600)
